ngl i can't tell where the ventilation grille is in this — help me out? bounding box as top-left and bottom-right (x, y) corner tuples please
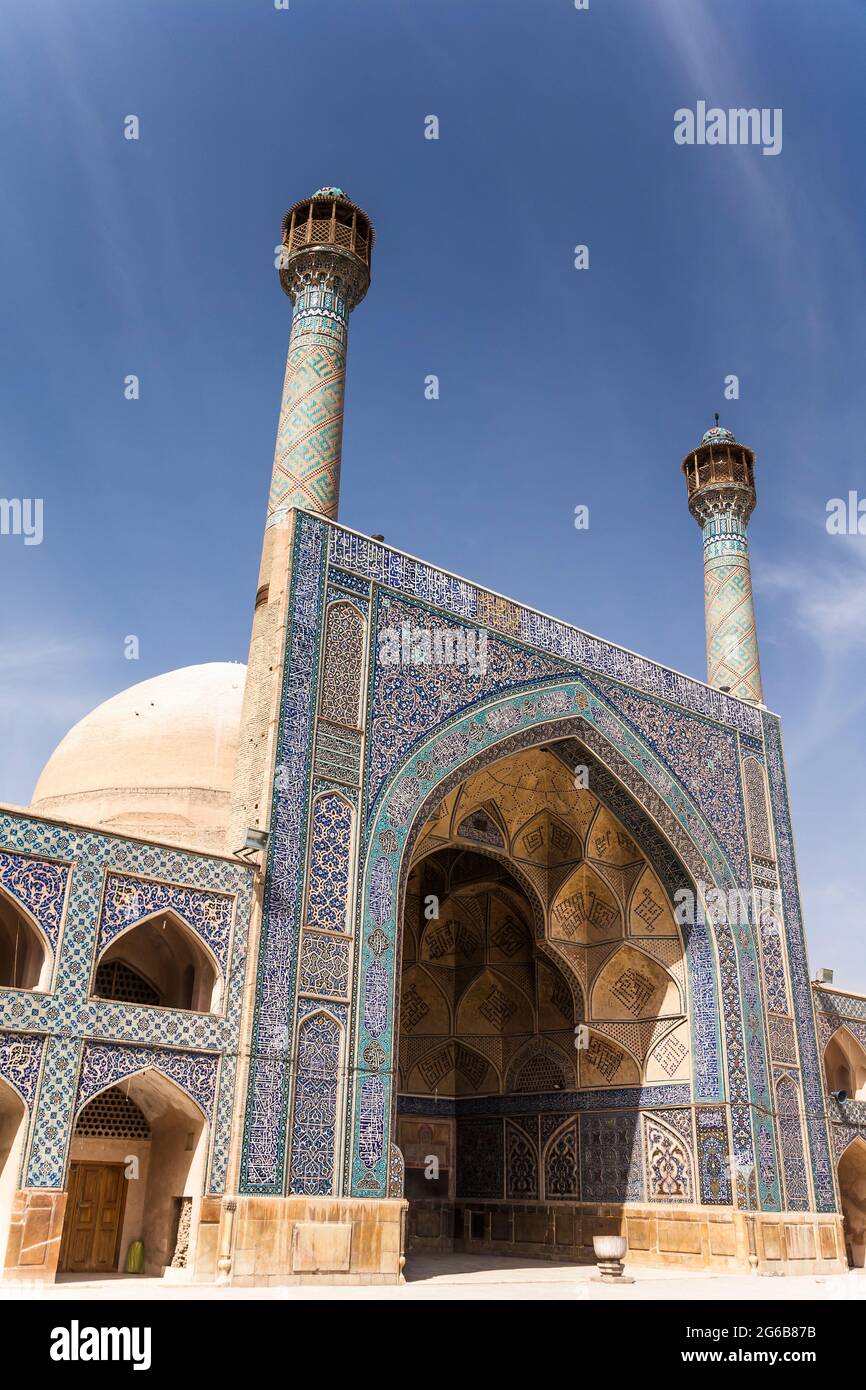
(75, 1086), (151, 1139)
(514, 1054), (566, 1093)
(94, 958), (161, 1007)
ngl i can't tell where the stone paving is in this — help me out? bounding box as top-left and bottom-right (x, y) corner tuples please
(1, 1254), (865, 1300)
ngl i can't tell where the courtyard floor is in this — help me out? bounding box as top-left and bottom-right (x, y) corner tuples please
(1, 1253), (865, 1300)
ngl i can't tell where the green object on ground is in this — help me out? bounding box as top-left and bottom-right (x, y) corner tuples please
(125, 1239), (145, 1274)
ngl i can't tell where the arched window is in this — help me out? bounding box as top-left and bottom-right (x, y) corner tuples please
(0, 1077), (27, 1269)
(838, 1137), (866, 1268)
(825, 1028), (866, 1101)
(0, 891), (49, 991)
(92, 912), (220, 1013)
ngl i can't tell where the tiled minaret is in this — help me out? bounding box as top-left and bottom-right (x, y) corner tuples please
(224, 187), (375, 1190)
(682, 420), (764, 704)
(268, 187), (374, 521)
(227, 187), (374, 855)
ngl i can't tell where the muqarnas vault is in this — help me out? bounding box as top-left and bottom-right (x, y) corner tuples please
(0, 187), (863, 1286)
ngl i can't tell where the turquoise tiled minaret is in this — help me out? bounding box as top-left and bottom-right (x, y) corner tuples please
(268, 187), (374, 523)
(682, 421), (764, 704)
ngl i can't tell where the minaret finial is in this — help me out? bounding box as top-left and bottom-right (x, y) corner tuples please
(681, 422), (764, 704)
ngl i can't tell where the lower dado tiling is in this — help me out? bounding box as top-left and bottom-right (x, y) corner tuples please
(408, 1200), (847, 1275)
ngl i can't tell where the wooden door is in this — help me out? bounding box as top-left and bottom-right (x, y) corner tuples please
(60, 1163), (127, 1273)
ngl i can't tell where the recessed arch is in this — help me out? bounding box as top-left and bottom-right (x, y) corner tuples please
(550, 860), (623, 945)
(590, 941), (682, 1021)
(824, 1026), (866, 1101)
(289, 1008), (345, 1195)
(0, 1076), (27, 1270)
(509, 809), (583, 868)
(399, 964), (452, 1038)
(579, 1025), (642, 1087)
(505, 1035), (575, 1093)
(350, 693), (746, 1206)
(837, 1134), (866, 1267)
(0, 886), (52, 991)
(406, 1037), (500, 1097)
(320, 599), (366, 729)
(61, 1068), (208, 1277)
(92, 908), (221, 1014)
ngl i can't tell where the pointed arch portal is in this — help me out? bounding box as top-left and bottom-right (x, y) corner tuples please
(59, 1069), (208, 1277)
(382, 729), (715, 1255)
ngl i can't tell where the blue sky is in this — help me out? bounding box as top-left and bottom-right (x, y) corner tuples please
(2, 0), (866, 987)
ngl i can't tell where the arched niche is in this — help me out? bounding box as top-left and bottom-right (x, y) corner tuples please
(509, 809), (582, 870)
(506, 1036), (575, 1093)
(578, 1027), (641, 1088)
(550, 861), (623, 945)
(92, 910), (221, 1014)
(838, 1136), (866, 1268)
(628, 864), (678, 938)
(60, 1070), (208, 1277)
(825, 1027), (866, 1101)
(0, 889), (51, 991)
(352, 700), (739, 1212)
(0, 1077), (27, 1270)
(590, 942), (681, 1021)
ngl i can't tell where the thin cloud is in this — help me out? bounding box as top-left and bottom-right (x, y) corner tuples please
(0, 631), (107, 806)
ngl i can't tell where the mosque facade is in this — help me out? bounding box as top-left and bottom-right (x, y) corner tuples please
(0, 188), (864, 1285)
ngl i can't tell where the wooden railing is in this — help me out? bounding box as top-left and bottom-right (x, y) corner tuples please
(684, 450), (753, 497)
(284, 202), (371, 263)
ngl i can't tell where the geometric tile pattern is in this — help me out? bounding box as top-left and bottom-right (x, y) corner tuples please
(268, 284), (351, 520)
(696, 1106), (733, 1205)
(579, 1111), (643, 1202)
(769, 1014), (798, 1066)
(396, 1084), (691, 1118)
(328, 525), (763, 735)
(320, 602), (365, 728)
(299, 932), (351, 999)
(643, 1111), (694, 1201)
(543, 1118), (578, 1198)
(758, 908), (791, 1016)
(702, 513), (763, 703)
(241, 520), (325, 1193)
(505, 1119), (539, 1199)
(74, 1042), (219, 1121)
(456, 1118), (503, 1198)
(25, 1036), (82, 1188)
(743, 756), (773, 860)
